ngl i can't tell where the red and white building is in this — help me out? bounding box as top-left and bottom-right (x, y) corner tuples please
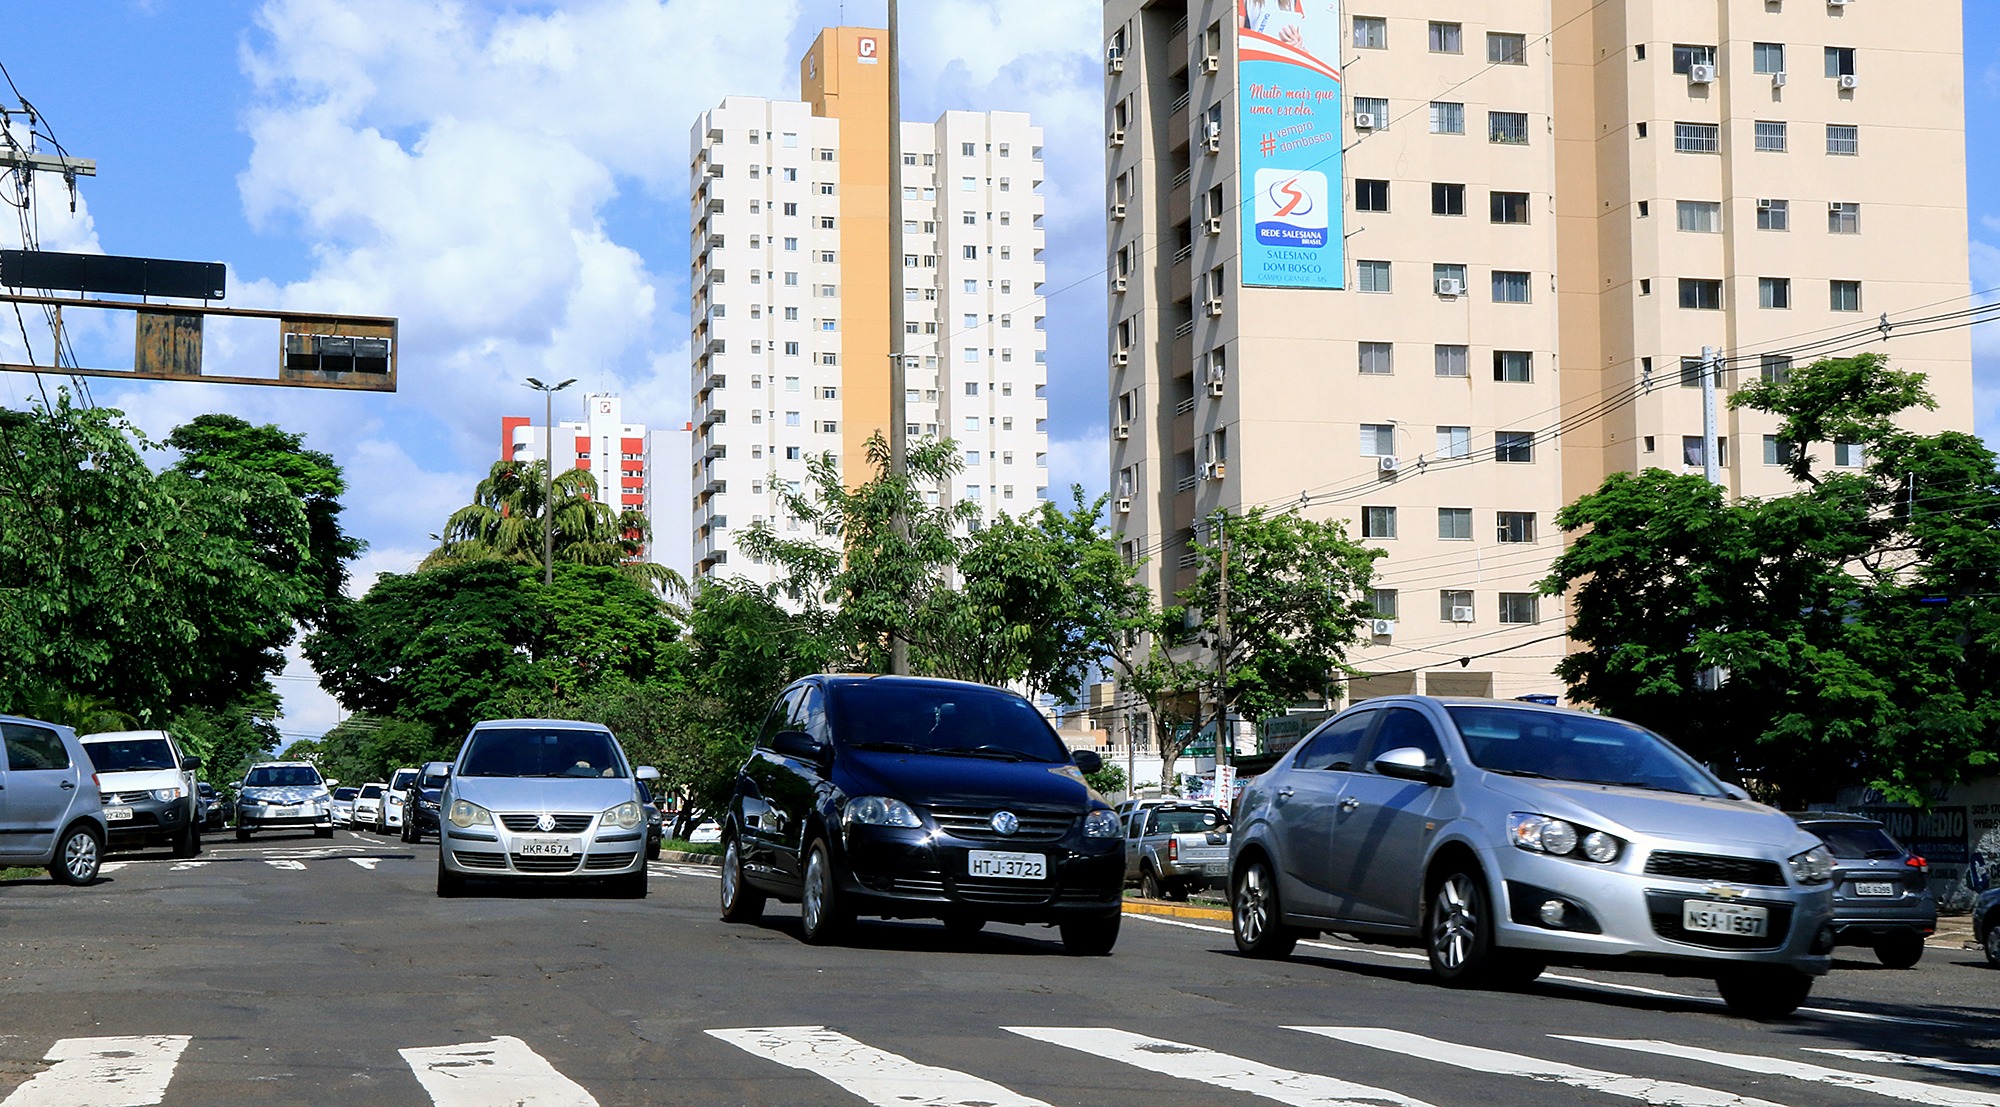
(502, 392), (652, 556)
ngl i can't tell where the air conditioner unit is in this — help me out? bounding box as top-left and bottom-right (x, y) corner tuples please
(1205, 297), (1225, 317)
(1207, 378), (1225, 397)
(1378, 455), (1402, 474)
(1354, 112), (1379, 130)
(1115, 497), (1132, 513)
(1451, 605), (1476, 623)
(1837, 73), (1858, 90)
(1114, 423), (1131, 440)
(1204, 123), (1222, 153)
(1201, 55), (1220, 75)
(1370, 618), (1396, 636)
(1771, 71), (1788, 88)
(1435, 277), (1465, 297)
(1112, 275), (1128, 292)
(1688, 63), (1718, 84)
(1109, 128), (1127, 147)
(1111, 202), (1128, 219)
(1206, 216), (1223, 235)
(1198, 462), (1215, 481)
(1113, 350), (1130, 367)
(1827, 0), (1850, 6)
(1107, 47), (1125, 73)
(1210, 461), (1227, 479)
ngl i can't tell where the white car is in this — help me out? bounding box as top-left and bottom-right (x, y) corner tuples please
(382, 767), (418, 832)
(353, 782), (385, 831)
(688, 821), (722, 845)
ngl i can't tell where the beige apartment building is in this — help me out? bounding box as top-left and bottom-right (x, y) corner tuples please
(1103, 0), (1971, 733)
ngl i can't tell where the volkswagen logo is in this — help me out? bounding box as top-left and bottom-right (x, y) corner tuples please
(536, 813), (556, 833)
(990, 810), (1020, 836)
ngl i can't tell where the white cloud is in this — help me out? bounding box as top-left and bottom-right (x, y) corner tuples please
(1044, 430), (1109, 504)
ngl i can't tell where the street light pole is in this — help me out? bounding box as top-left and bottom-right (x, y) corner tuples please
(525, 376), (577, 586)
(886, 0), (911, 675)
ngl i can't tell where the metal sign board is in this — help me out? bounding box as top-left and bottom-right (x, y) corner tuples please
(0, 249), (227, 301)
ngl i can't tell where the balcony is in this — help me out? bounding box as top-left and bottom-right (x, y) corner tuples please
(698, 405), (727, 430)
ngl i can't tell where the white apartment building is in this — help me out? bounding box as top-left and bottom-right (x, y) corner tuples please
(689, 27), (1050, 589)
(503, 391), (655, 556)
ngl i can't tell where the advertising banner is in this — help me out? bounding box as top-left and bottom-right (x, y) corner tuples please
(1237, 1), (1345, 290)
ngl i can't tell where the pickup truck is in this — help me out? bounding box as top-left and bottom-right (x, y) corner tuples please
(78, 729), (204, 857)
(1124, 803), (1231, 901)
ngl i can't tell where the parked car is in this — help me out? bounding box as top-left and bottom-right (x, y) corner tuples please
(330, 787), (359, 827)
(195, 783), (226, 831)
(379, 767), (417, 833)
(402, 762), (449, 842)
(1, 715), (109, 884)
(1788, 812), (1937, 968)
(78, 730), (203, 857)
(1975, 887), (2000, 967)
(637, 780), (663, 860)
(719, 675), (1125, 953)
(435, 719), (658, 897)
(353, 782), (385, 831)
(1125, 803), (1231, 900)
(687, 821), (721, 845)
(1229, 696), (1836, 1018)
(234, 762), (334, 839)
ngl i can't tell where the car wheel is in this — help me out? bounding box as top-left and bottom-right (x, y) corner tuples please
(1232, 856), (1299, 959)
(315, 826), (334, 839)
(645, 839), (662, 861)
(1139, 867), (1165, 900)
(1716, 965), (1813, 1019)
(436, 856), (468, 898)
(719, 837), (766, 924)
(1874, 932), (1925, 970)
(48, 825), (102, 885)
(943, 914), (986, 941)
(1426, 867), (1502, 987)
(1985, 918), (2000, 968)
(799, 838), (851, 945)
(614, 865), (648, 900)
(1059, 912), (1121, 956)
(401, 818), (415, 844)
(171, 819), (200, 859)
(235, 826), (251, 842)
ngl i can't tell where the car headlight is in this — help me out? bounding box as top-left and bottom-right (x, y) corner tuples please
(154, 787), (187, 802)
(448, 799), (494, 829)
(1084, 809), (1122, 838)
(604, 802), (644, 831)
(1507, 813), (1622, 863)
(1788, 844), (1835, 885)
(845, 796), (922, 828)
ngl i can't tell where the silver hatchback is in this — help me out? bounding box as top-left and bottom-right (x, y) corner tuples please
(1229, 696), (1836, 1018)
(436, 719), (659, 898)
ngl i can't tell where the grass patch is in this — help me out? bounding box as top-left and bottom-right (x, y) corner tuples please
(660, 838), (721, 856)
(0, 866), (46, 882)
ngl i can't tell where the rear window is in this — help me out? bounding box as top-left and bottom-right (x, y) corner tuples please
(1151, 808), (1227, 833)
(359, 784), (383, 798)
(333, 788), (358, 800)
(84, 738), (177, 772)
(390, 770), (418, 790)
(244, 765), (324, 789)
(460, 727), (628, 779)
(827, 682), (1069, 763)
(1805, 822), (1903, 860)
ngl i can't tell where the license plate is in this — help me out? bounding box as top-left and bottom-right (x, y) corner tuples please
(276, 806), (299, 816)
(105, 807), (133, 821)
(1683, 899), (1769, 937)
(1200, 862), (1228, 876)
(968, 850), (1046, 880)
(1855, 881), (1897, 897)
(518, 838), (575, 857)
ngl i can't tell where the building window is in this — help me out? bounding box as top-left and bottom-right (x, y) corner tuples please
(1430, 102), (1465, 135)
(1761, 355), (1793, 384)
(1753, 42), (1786, 74)
(783, 341), (801, 355)
(1677, 200), (1722, 233)
(1353, 96), (1389, 130)
(1369, 589), (1399, 619)
(1434, 344), (1469, 378)
(1359, 341), (1394, 375)
(1440, 590), (1474, 621)
(1671, 44), (1716, 74)
(1353, 15), (1387, 49)
(1497, 511), (1536, 543)
(1432, 182), (1466, 216)
(1498, 593), (1539, 625)
(784, 411), (801, 426)
(1362, 506), (1397, 539)
(1835, 441), (1866, 468)
(1680, 356), (1705, 389)
(1757, 198), (1790, 231)
(1830, 280), (1863, 312)
(1490, 191), (1530, 224)
(1682, 436), (1728, 467)
(1762, 435), (1797, 466)
(1428, 21), (1462, 53)
(1433, 263), (1467, 292)
(963, 347), (979, 363)
(1488, 112), (1529, 145)
(1355, 178), (1390, 212)
(1826, 124), (1860, 156)
(1759, 277), (1792, 310)
(1495, 431), (1534, 463)
(965, 381), (980, 396)
(1675, 122), (1720, 154)
(1436, 425), (1471, 458)
(1754, 121), (1788, 153)
(1488, 32), (1527, 64)
(1492, 270), (1531, 303)
(1360, 423), (1396, 456)
(1493, 350), (1532, 382)
(1357, 260), (1392, 292)
(1678, 278), (1723, 310)
(1438, 508), (1473, 541)
(1824, 46), (1856, 78)
(1828, 202), (1861, 234)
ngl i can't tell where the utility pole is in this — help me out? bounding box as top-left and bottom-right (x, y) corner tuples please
(526, 376), (577, 586)
(885, 0), (911, 675)
(3, 108), (94, 375)
(1213, 512), (1232, 790)
(1700, 344), (1722, 487)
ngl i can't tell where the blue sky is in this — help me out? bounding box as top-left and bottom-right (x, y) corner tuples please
(2, 1), (1995, 740)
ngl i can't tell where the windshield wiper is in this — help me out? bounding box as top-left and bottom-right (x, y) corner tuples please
(848, 740), (928, 754)
(1488, 768), (1555, 779)
(933, 747), (1046, 762)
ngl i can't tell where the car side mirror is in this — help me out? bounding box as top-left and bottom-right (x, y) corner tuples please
(636, 765), (660, 781)
(1373, 746), (1448, 785)
(1072, 750), (1103, 774)
(772, 730), (827, 763)
(181, 756), (202, 771)
(1720, 782), (1750, 802)
(424, 762), (451, 778)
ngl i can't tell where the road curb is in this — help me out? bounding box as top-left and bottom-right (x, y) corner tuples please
(1123, 900), (1229, 922)
(659, 849), (721, 866)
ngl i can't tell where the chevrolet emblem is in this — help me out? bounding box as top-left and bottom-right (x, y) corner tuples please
(1704, 884), (1746, 900)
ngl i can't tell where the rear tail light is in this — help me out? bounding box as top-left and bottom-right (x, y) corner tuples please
(1168, 838), (1179, 862)
(1907, 856), (1928, 873)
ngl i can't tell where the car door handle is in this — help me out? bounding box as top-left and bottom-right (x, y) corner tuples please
(1339, 798), (1360, 812)
(58, 780), (73, 790)
(1276, 787), (1294, 799)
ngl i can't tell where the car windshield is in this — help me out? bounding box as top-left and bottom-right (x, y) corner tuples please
(85, 738), (177, 772)
(831, 682), (1069, 763)
(390, 770), (417, 790)
(333, 788), (358, 801)
(1447, 706), (1722, 797)
(1807, 822), (1904, 860)
(460, 727), (628, 778)
(1153, 808), (1227, 833)
(418, 771), (448, 789)
(244, 766), (323, 789)
(359, 784), (382, 798)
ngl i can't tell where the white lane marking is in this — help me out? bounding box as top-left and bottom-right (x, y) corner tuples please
(1809, 1051), (2000, 1080)
(2, 1035), (190, 1107)
(1292, 1028), (1786, 1107)
(264, 860), (307, 871)
(399, 1036), (598, 1106)
(708, 1026), (1053, 1107)
(1006, 1026), (1436, 1106)
(660, 864), (718, 880)
(348, 858), (380, 870)
(1564, 1039), (2000, 1107)
(168, 861), (208, 872)
(97, 863), (126, 875)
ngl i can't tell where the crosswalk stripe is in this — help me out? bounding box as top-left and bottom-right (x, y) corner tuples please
(97, 863), (126, 874)
(168, 861), (207, 872)
(348, 858), (380, 870)
(399, 1036), (598, 1106)
(1808, 1051), (2000, 1080)
(1, 1035), (189, 1107)
(1291, 1028), (1786, 1107)
(1561, 1038), (2000, 1107)
(1005, 1026), (1437, 1106)
(707, 1026), (1052, 1107)
(264, 860), (306, 870)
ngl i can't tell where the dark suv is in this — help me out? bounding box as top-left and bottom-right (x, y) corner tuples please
(1789, 812), (1937, 968)
(719, 675), (1125, 953)
(401, 762), (450, 842)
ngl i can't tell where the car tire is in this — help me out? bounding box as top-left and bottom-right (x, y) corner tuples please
(171, 819), (200, 859)
(235, 826), (251, 842)
(1716, 965), (1813, 1019)
(1426, 867), (1504, 987)
(401, 818), (416, 844)
(943, 914), (986, 941)
(1874, 932), (1925, 970)
(719, 837), (766, 924)
(614, 866), (648, 900)
(315, 826), (334, 839)
(1232, 855), (1300, 959)
(48, 824), (102, 885)
(1984, 918), (2000, 968)
(799, 838), (851, 945)
(645, 839), (662, 861)
(437, 857), (468, 898)
(1059, 911), (1121, 956)
(1139, 867), (1165, 901)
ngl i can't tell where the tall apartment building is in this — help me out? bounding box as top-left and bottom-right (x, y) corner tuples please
(501, 391), (654, 554)
(689, 27), (1051, 587)
(1104, 0), (1971, 708)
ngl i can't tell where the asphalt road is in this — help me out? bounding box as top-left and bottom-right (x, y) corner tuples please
(1, 829), (1996, 1106)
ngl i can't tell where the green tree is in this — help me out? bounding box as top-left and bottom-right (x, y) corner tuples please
(171, 693), (284, 785)
(1112, 626), (1211, 794)
(295, 715), (444, 788)
(1083, 761), (1127, 799)
(424, 459), (683, 598)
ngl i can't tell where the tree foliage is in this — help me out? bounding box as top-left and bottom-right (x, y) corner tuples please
(425, 459), (684, 598)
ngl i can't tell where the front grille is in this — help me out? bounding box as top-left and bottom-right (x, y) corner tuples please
(926, 806), (1074, 842)
(1646, 891), (1793, 951)
(498, 813), (595, 833)
(105, 791), (152, 805)
(511, 854), (582, 874)
(953, 876), (1055, 905)
(585, 852), (638, 870)
(1643, 851), (1786, 887)
(890, 876), (947, 896)
(453, 850), (507, 870)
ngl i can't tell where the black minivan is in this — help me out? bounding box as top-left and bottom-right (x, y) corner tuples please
(719, 675), (1126, 953)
